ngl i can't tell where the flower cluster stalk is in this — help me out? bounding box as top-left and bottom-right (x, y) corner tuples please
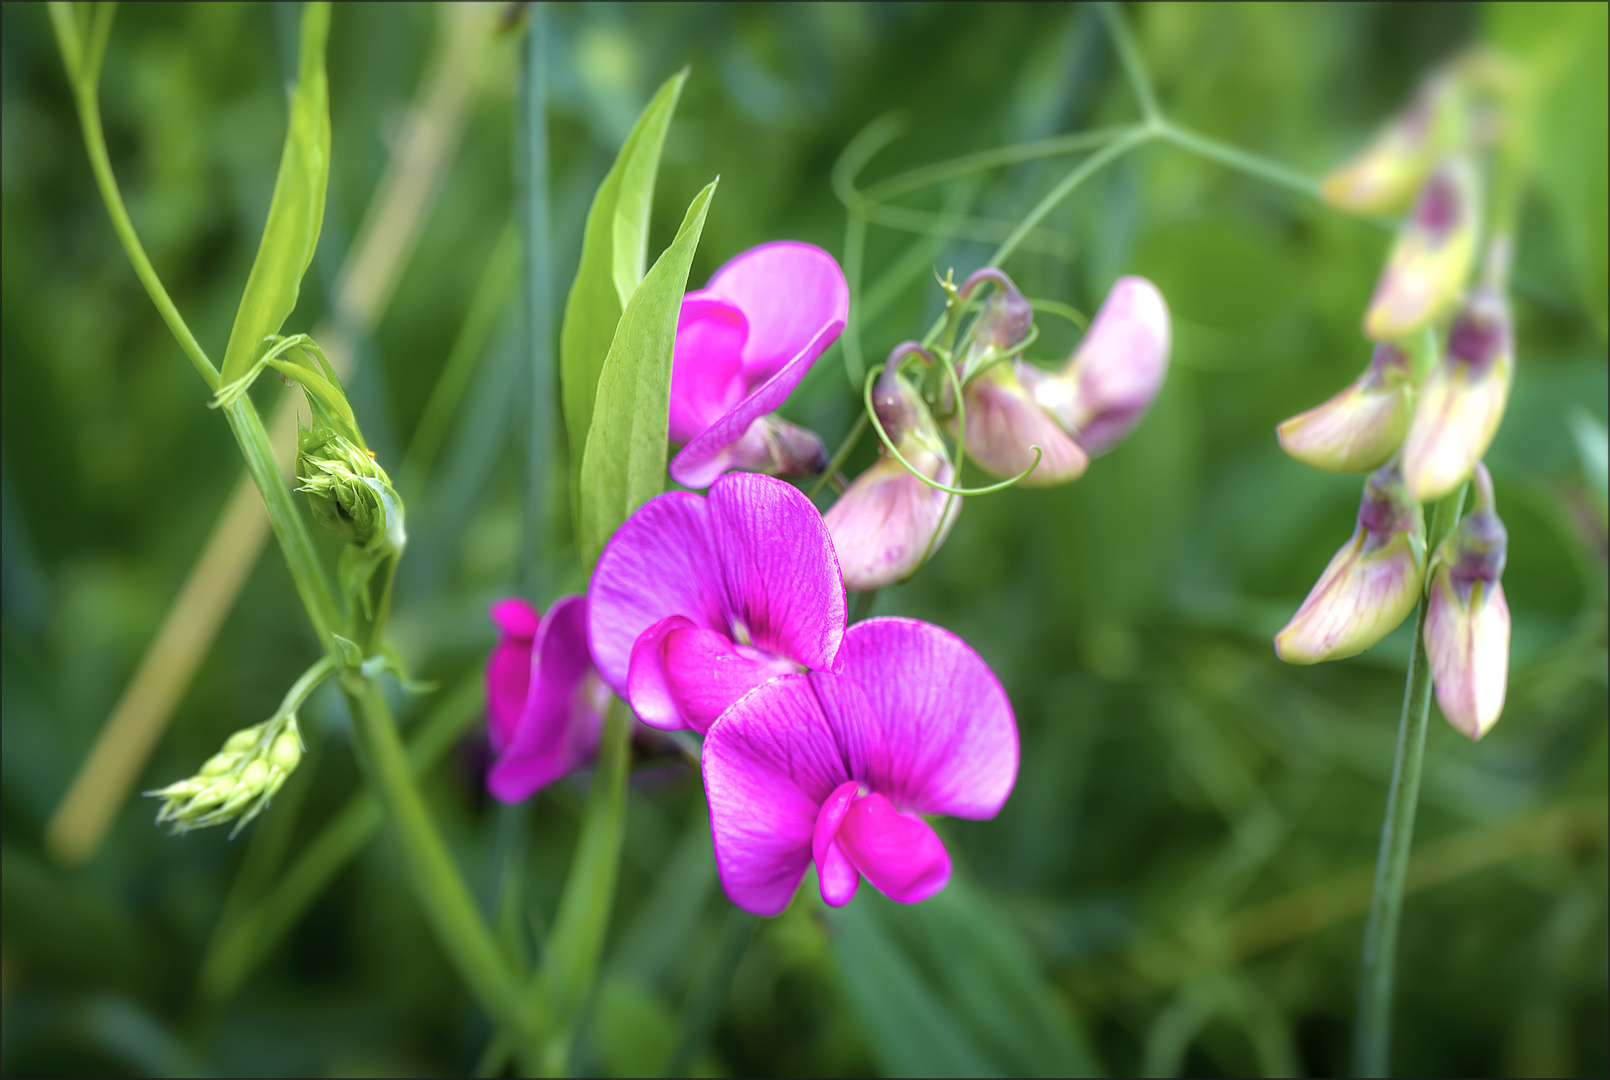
(1353, 486), (1466, 1077)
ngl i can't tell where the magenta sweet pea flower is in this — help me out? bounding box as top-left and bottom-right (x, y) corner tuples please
(484, 595), (609, 802)
(588, 472), (846, 734)
(668, 242), (849, 490)
(702, 617), (1018, 916)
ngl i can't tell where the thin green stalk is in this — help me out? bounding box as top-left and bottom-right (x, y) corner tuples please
(863, 126), (1131, 202)
(1098, 1), (1161, 125)
(343, 674), (529, 1044)
(223, 397), (341, 646)
(530, 697), (633, 1076)
(807, 412), (867, 500)
(197, 674), (483, 1004)
(1160, 123), (1324, 202)
(1353, 486), (1468, 1078)
(519, 2), (555, 597)
(664, 910), (757, 1078)
(842, 208), (869, 388)
(987, 128), (1150, 268)
(48, 2), (220, 391)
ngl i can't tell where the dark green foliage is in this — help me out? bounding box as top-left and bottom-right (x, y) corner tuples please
(1, 3), (1604, 1077)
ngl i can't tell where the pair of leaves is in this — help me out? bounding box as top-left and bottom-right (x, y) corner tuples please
(560, 68), (718, 568)
(219, 2), (331, 385)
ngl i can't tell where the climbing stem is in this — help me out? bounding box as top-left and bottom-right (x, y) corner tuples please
(1352, 485), (1468, 1078)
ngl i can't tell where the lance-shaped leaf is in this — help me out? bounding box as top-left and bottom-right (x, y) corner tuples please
(219, 3), (330, 384)
(577, 179), (718, 569)
(560, 71), (688, 528)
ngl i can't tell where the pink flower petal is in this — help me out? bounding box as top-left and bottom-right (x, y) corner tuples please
(813, 780), (862, 908)
(668, 242), (847, 489)
(812, 618), (1017, 818)
(669, 296), (749, 444)
(588, 491), (724, 693)
(669, 320), (844, 489)
(703, 241), (849, 386)
(836, 791), (952, 905)
(588, 473), (845, 714)
(486, 597), (541, 753)
(628, 616), (799, 733)
(702, 673), (855, 916)
(487, 596), (607, 802)
(962, 365), (1088, 486)
(704, 473), (846, 672)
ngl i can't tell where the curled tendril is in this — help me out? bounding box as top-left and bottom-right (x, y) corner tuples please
(209, 334), (336, 410)
(1027, 298), (1089, 331)
(862, 365), (1042, 497)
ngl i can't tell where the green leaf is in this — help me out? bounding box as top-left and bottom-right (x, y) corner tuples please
(560, 69), (688, 537)
(829, 874), (1103, 1078)
(219, 2), (331, 383)
(576, 178), (717, 570)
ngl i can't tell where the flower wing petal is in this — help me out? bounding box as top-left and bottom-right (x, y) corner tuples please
(702, 674), (853, 916)
(486, 597), (541, 753)
(588, 491), (723, 693)
(835, 791), (952, 905)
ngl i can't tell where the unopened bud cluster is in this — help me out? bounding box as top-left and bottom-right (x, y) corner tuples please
(1275, 55), (1518, 739)
(147, 716), (304, 835)
(824, 267), (1171, 591)
(296, 428), (403, 551)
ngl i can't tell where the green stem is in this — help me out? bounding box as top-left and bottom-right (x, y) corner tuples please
(197, 675), (483, 1005)
(48, 2), (221, 391)
(1159, 123), (1324, 202)
(343, 674), (529, 1043)
(520, 2), (555, 597)
(529, 697), (633, 1076)
(807, 412), (868, 500)
(1098, 1), (1162, 125)
(1352, 486), (1467, 1078)
(862, 369), (1040, 497)
(223, 397), (341, 645)
(863, 126), (1132, 202)
(987, 128), (1151, 268)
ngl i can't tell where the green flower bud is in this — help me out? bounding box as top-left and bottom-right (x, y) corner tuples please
(296, 429), (405, 551)
(146, 716), (304, 835)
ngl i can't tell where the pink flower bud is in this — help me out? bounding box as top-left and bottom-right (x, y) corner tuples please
(959, 268), (1034, 353)
(1402, 287), (1513, 502)
(1322, 72), (1469, 214)
(1277, 343), (1414, 472)
(961, 364), (1089, 486)
(828, 367), (960, 591)
(1030, 276), (1171, 457)
(1364, 159), (1481, 340)
(1425, 464), (1510, 739)
(1275, 463), (1427, 664)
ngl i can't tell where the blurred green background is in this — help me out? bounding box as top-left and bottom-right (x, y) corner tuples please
(2, 2), (1605, 1076)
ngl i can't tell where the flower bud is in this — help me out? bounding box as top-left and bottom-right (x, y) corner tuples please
(296, 429), (405, 551)
(1322, 72), (1468, 214)
(961, 365), (1089, 486)
(1363, 158), (1481, 340)
(1278, 342), (1414, 472)
(829, 367), (961, 590)
(1402, 287), (1513, 502)
(147, 716), (304, 835)
(1028, 276), (1170, 456)
(1425, 464), (1510, 739)
(1275, 463), (1427, 664)
(960, 268), (1034, 355)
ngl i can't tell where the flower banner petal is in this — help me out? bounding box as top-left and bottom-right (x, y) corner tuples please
(702, 240), (849, 386)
